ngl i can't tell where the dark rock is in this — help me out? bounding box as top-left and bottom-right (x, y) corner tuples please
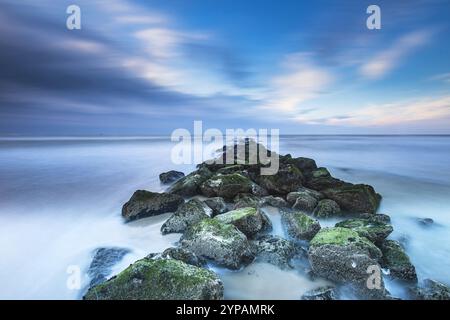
(168, 167), (213, 197)
(360, 213), (391, 224)
(301, 286), (338, 300)
(161, 199), (210, 234)
(322, 184), (381, 214)
(313, 199), (341, 218)
(84, 258), (223, 300)
(259, 195), (289, 208)
(159, 170), (185, 184)
(233, 193), (259, 209)
(181, 219), (254, 269)
(254, 163), (304, 195)
(87, 247), (131, 287)
(203, 197), (228, 217)
(200, 173), (253, 199)
(281, 210), (321, 241)
(410, 279), (450, 300)
(122, 190), (184, 221)
(416, 217), (434, 227)
(156, 247), (207, 267)
(305, 168), (346, 191)
(214, 207), (272, 238)
(250, 235), (296, 269)
(292, 194), (318, 213)
(287, 187), (324, 204)
(380, 240), (417, 282)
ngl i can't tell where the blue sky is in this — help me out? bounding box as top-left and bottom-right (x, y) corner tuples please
(0, 0), (449, 135)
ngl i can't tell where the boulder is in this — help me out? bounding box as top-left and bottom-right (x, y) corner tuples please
(380, 240), (417, 282)
(181, 219), (254, 269)
(410, 279), (450, 300)
(84, 258), (223, 300)
(168, 167), (213, 196)
(287, 187), (324, 204)
(200, 173), (253, 199)
(147, 247), (207, 268)
(214, 207), (272, 238)
(335, 217), (393, 244)
(416, 217), (434, 227)
(159, 170), (185, 184)
(160, 199), (210, 235)
(281, 210), (321, 241)
(255, 163), (304, 195)
(233, 193), (259, 209)
(288, 157), (318, 178)
(301, 286), (338, 300)
(305, 168), (346, 191)
(292, 194), (318, 213)
(313, 199), (341, 218)
(122, 190), (184, 221)
(259, 195), (289, 208)
(251, 183), (269, 197)
(322, 184), (381, 214)
(250, 235), (296, 269)
(203, 197), (228, 217)
(87, 247), (131, 287)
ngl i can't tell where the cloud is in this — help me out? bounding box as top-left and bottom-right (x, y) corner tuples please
(359, 30), (431, 80)
(429, 72), (450, 84)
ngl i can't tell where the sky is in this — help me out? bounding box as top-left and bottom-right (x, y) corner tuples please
(0, 0), (449, 135)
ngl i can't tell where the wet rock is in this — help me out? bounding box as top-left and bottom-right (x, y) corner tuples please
(281, 210), (321, 241)
(161, 199), (210, 234)
(360, 213), (391, 224)
(214, 207), (272, 238)
(250, 183), (269, 197)
(288, 157), (318, 178)
(203, 197), (228, 217)
(200, 173), (253, 200)
(233, 193), (260, 209)
(305, 168), (346, 191)
(380, 240), (417, 282)
(313, 199), (341, 218)
(292, 194), (318, 213)
(158, 247), (207, 267)
(259, 195), (289, 208)
(254, 163), (304, 195)
(301, 286), (339, 300)
(87, 247), (131, 287)
(335, 217), (393, 244)
(250, 235), (296, 269)
(287, 188), (324, 204)
(410, 279), (450, 300)
(84, 258), (223, 300)
(159, 170), (185, 184)
(416, 217), (434, 227)
(322, 184), (381, 214)
(168, 167), (213, 197)
(122, 190), (184, 221)
(181, 219), (254, 269)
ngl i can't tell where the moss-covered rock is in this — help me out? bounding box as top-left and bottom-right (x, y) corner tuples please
(305, 168), (346, 191)
(233, 193), (260, 209)
(181, 219), (254, 269)
(335, 218), (393, 244)
(84, 258), (223, 300)
(168, 167), (213, 197)
(259, 195), (289, 208)
(214, 207), (272, 237)
(313, 199), (341, 218)
(203, 197), (228, 217)
(281, 210), (321, 241)
(322, 184), (381, 214)
(161, 199), (210, 235)
(147, 247), (207, 267)
(200, 173), (253, 199)
(287, 188), (324, 204)
(250, 235), (296, 269)
(255, 163), (304, 195)
(310, 227), (382, 260)
(121, 190), (184, 221)
(380, 240), (417, 282)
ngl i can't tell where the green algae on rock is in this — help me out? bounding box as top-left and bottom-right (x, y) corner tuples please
(335, 217), (393, 244)
(214, 207), (272, 237)
(281, 210), (321, 241)
(200, 173), (253, 199)
(380, 240), (417, 282)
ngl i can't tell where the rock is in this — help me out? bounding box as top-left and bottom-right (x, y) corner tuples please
(287, 187), (324, 204)
(216, 165), (245, 175)
(181, 219), (254, 269)
(281, 210), (321, 241)
(301, 286), (338, 300)
(168, 167), (213, 197)
(233, 193), (260, 209)
(87, 247), (131, 287)
(251, 183), (269, 197)
(84, 258), (223, 300)
(309, 227), (382, 260)
(380, 240), (417, 282)
(313, 199), (341, 218)
(214, 207), (272, 238)
(335, 217), (393, 244)
(255, 163), (304, 195)
(250, 235), (296, 269)
(360, 213), (391, 224)
(203, 197), (228, 217)
(161, 199), (210, 234)
(410, 279), (450, 300)
(305, 168), (346, 191)
(416, 217), (434, 227)
(200, 173), (253, 199)
(159, 247), (207, 267)
(292, 194), (318, 213)
(159, 170), (185, 184)
(122, 190), (184, 221)
(289, 157), (318, 178)
(322, 184), (381, 214)
(259, 196), (289, 208)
